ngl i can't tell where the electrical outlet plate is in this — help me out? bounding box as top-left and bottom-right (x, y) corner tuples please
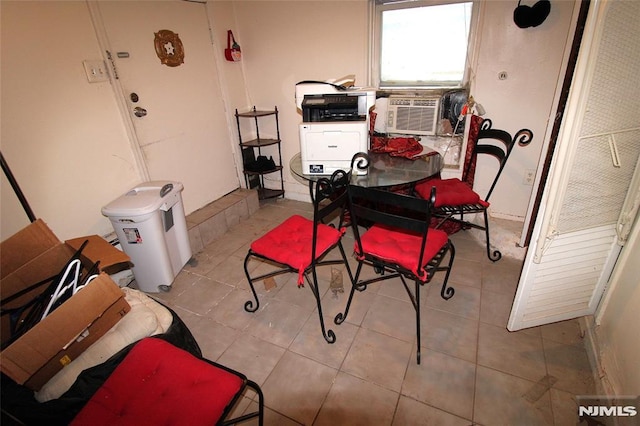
(83, 60), (109, 83)
(523, 169), (536, 185)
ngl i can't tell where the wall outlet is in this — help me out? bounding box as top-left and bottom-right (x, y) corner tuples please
(523, 169), (536, 185)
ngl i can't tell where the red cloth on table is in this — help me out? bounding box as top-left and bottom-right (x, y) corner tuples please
(370, 135), (424, 159)
(369, 110), (425, 159)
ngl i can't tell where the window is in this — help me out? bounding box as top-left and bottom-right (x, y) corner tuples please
(372, 0), (478, 89)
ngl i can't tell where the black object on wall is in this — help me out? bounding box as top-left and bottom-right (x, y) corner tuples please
(514, 0), (551, 28)
(441, 90), (468, 135)
(1, 151), (36, 223)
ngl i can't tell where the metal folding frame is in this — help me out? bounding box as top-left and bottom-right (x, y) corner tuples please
(337, 178), (455, 364)
(243, 169), (354, 344)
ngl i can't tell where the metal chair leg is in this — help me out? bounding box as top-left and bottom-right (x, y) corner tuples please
(246, 379), (264, 426)
(334, 262), (363, 325)
(220, 379), (264, 426)
(415, 280), (421, 365)
(243, 252), (260, 313)
(306, 270), (336, 344)
(440, 242), (456, 300)
(483, 210), (502, 262)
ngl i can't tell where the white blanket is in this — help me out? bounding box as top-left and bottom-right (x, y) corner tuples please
(35, 288), (172, 402)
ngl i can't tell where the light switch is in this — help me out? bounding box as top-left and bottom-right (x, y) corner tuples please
(83, 60), (109, 83)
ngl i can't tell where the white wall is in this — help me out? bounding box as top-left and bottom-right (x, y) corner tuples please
(206, 1), (260, 190)
(1, 0), (574, 238)
(227, 0), (576, 218)
(595, 216), (640, 394)
(1, 1), (141, 240)
(0, 1), (245, 241)
(471, 0), (577, 220)
(230, 0), (370, 201)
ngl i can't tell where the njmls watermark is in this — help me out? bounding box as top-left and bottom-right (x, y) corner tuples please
(578, 395), (639, 426)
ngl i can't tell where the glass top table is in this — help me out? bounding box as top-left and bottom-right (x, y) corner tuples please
(289, 151), (444, 188)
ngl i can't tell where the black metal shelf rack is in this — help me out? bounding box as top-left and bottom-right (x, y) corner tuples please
(235, 106), (284, 200)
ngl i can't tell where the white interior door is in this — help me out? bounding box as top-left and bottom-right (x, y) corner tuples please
(508, 0), (640, 331)
(92, 0), (238, 214)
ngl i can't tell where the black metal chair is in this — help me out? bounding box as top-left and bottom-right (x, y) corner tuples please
(414, 119), (533, 261)
(336, 175), (455, 364)
(243, 169), (354, 343)
(69, 337), (264, 426)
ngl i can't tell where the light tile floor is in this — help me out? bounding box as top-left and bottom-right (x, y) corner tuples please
(151, 198), (596, 426)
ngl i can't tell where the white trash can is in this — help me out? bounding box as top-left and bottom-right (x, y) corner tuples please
(102, 181), (192, 293)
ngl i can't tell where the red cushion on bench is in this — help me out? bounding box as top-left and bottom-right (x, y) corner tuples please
(70, 338), (243, 426)
(251, 214), (344, 285)
(356, 224), (449, 280)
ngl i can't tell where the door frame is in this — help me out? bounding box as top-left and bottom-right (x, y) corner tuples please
(86, 1), (150, 183)
(519, 0), (589, 248)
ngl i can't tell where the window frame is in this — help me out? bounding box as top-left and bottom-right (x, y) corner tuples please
(369, 0), (482, 92)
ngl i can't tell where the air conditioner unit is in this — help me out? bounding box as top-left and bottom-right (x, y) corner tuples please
(386, 96), (439, 136)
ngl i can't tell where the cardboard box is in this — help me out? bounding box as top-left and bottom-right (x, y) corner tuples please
(1, 219), (132, 390)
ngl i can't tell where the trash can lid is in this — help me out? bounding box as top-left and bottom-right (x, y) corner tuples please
(101, 181), (184, 217)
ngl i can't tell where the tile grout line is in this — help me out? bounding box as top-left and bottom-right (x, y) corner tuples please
(471, 263), (484, 426)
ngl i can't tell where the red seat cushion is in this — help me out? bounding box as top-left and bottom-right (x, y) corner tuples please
(356, 224), (449, 281)
(415, 178), (489, 208)
(71, 338), (243, 426)
(251, 214), (344, 285)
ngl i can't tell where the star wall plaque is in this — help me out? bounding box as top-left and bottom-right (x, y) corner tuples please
(154, 29), (184, 67)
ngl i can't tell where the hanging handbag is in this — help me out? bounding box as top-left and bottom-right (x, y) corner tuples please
(224, 30), (242, 62)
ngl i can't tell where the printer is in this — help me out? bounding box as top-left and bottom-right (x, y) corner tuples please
(295, 76), (376, 175)
(302, 94), (361, 122)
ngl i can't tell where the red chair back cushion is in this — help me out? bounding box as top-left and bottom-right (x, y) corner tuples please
(71, 338), (243, 426)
